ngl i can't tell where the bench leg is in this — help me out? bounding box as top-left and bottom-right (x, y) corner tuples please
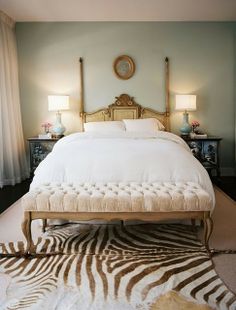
(22, 212), (33, 255)
(42, 219), (47, 233)
(203, 212), (213, 253)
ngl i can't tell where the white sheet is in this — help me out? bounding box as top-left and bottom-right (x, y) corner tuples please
(30, 131), (215, 205)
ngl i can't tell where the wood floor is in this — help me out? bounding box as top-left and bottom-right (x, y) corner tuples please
(215, 176), (236, 201)
(0, 179), (31, 214)
(0, 177), (235, 214)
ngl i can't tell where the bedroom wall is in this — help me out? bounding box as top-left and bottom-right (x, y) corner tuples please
(15, 22), (236, 174)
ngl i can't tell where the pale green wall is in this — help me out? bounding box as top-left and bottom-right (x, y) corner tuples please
(16, 22), (236, 173)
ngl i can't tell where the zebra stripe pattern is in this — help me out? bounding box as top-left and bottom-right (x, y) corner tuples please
(0, 223), (235, 310)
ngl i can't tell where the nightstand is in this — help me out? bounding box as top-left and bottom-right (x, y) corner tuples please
(182, 136), (222, 179)
(28, 137), (60, 175)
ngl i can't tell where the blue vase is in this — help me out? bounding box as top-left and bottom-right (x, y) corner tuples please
(53, 112), (66, 136)
(180, 112), (191, 136)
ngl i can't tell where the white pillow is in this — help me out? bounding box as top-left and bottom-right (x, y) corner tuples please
(84, 121), (125, 132)
(123, 118), (165, 132)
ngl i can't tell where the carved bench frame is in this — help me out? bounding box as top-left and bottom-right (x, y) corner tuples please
(22, 210), (213, 254)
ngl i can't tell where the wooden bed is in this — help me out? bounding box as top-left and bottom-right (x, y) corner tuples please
(21, 58), (213, 254)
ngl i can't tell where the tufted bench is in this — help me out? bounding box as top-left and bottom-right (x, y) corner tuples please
(21, 182), (213, 254)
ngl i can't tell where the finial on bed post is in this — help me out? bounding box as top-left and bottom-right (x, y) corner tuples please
(79, 57), (85, 131)
(165, 57), (170, 131)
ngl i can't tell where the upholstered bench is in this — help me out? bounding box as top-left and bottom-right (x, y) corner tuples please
(21, 182), (213, 254)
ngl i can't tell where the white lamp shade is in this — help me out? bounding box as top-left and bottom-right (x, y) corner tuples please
(175, 95), (197, 111)
(48, 95), (69, 111)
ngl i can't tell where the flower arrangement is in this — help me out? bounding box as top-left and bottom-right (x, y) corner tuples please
(191, 120), (200, 132)
(41, 122), (52, 134)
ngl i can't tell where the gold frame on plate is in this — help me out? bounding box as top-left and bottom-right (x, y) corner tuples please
(113, 55), (135, 80)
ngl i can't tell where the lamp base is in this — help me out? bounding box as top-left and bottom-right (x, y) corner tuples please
(53, 112), (66, 136)
(180, 131), (191, 136)
(180, 111), (191, 136)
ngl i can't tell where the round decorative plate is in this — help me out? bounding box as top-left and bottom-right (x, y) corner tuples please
(113, 55), (135, 80)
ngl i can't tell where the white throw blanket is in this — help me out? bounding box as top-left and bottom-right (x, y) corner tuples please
(30, 132), (215, 205)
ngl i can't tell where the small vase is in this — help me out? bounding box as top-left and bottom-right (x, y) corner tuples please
(180, 112), (191, 136)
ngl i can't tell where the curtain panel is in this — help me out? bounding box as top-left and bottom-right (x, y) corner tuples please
(0, 11), (29, 187)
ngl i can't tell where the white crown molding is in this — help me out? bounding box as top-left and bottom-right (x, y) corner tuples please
(0, 0), (236, 22)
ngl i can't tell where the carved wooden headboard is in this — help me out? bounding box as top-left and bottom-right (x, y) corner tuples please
(79, 58), (170, 131)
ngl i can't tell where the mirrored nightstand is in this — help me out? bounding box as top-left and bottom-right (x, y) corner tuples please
(28, 137), (60, 175)
(182, 136), (222, 179)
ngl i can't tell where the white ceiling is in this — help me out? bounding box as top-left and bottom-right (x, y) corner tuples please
(0, 0), (236, 22)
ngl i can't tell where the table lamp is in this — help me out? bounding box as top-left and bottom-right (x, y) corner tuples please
(175, 94), (196, 136)
(48, 95), (69, 137)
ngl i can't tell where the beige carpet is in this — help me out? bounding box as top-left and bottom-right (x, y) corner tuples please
(210, 187), (236, 294)
(0, 186), (236, 293)
(211, 187), (236, 250)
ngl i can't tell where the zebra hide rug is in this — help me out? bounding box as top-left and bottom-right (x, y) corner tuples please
(0, 223), (235, 310)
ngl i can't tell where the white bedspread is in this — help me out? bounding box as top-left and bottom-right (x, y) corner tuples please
(30, 132), (215, 205)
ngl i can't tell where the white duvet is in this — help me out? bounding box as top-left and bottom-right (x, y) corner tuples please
(31, 131), (215, 204)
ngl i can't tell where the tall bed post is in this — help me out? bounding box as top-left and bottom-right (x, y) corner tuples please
(79, 57), (170, 131)
(79, 57), (85, 131)
(165, 57), (170, 131)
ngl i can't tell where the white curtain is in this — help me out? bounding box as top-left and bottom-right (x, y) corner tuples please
(0, 11), (29, 187)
